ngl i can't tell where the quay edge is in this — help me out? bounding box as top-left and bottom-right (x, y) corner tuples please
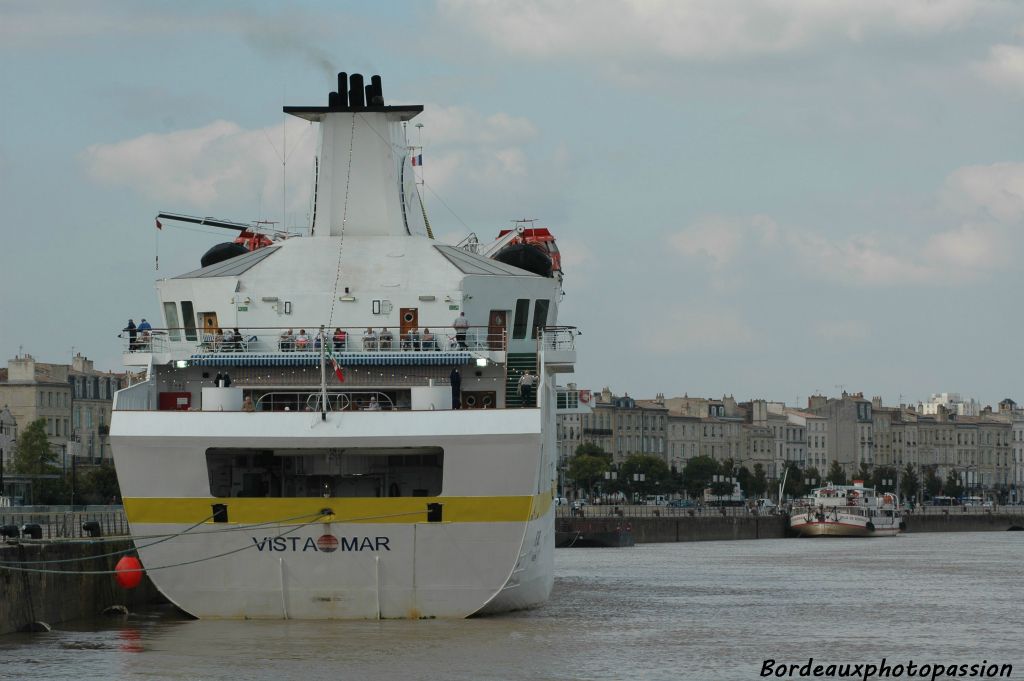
(0, 540), (165, 635)
(556, 510), (1024, 544)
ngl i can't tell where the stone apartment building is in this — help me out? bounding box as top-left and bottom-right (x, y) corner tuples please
(579, 388), (668, 464)
(0, 405), (17, 472)
(574, 385), (1021, 500)
(807, 392), (875, 477)
(0, 353), (124, 468)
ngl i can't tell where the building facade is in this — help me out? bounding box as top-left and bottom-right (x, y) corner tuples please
(0, 353), (123, 468)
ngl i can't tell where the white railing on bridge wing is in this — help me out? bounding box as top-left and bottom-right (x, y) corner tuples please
(540, 326), (577, 352)
(120, 326), (507, 355)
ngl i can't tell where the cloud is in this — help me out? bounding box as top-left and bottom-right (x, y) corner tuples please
(81, 118), (316, 217)
(0, 2), (342, 80)
(814, 320), (870, 343)
(667, 157), (1024, 288)
(643, 306), (754, 354)
(440, 0), (984, 61)
(943, 162), (1024, 223)
(668, 215), (777, 268)
(421, 105), (538, 148)
(975, 43), (1024, 91)
(414, 104), (567, 227)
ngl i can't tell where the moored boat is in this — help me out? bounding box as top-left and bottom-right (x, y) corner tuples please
(110, 72), (578, 619)
(789, 482), (904, 537)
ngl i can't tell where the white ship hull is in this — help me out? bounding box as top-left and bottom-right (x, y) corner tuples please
(111, 408), (556, 619)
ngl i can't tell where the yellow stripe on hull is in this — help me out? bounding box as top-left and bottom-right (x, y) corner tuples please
(124, 492), (553, 526)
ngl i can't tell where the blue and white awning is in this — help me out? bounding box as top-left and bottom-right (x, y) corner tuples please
(188, 351), (474, 367)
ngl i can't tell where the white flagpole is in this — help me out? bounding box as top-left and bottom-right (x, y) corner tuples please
(320, 330), (328, 421)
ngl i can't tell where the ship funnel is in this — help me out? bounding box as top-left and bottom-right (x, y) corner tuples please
(284, 72), (425, 237)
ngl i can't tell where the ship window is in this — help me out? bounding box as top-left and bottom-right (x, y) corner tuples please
(205, 446), (444, 499)
(163, 302), (181, 341)
(512, 299), (530, 339)
(531, 299), (550, 338)
(181, 301), (198, 341)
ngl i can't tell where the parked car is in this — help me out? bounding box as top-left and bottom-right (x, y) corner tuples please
(667, 499), (695, 508)
(555, 497), (569, 507)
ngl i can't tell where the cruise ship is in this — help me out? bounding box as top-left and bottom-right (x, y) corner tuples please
(110, 72), (578, 619)
(789, 482), (904, 537)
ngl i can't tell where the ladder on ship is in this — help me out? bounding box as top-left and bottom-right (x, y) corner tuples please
(505, 352), (538, 408)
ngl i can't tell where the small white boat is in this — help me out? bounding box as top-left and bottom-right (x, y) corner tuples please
(790, 481), (904, 537)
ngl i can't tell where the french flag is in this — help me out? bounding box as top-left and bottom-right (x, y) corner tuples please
(411, 153), (423, 167)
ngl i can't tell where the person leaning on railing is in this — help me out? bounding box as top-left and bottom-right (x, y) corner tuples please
(363, 327), (378, 351)
(279, 328), (295, 352)
(333, 327), (347, 350)
(421, 327), (436, 351)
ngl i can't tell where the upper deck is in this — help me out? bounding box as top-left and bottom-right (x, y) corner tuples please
(114, 326), (577, 414)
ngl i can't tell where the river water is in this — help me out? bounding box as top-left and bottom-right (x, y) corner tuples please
(1, 532), (1021, 681)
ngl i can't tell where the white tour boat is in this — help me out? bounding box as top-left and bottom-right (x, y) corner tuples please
(789, 482), (904, 537)
(110, 72), (578, 619)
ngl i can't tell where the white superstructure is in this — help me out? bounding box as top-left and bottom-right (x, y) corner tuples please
(110, 72), (577, 619)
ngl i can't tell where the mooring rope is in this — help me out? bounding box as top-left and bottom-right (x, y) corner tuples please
(0, 508), (426, 575)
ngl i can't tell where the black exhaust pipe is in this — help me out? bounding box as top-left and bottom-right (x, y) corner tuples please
(348, 73), (365, 109)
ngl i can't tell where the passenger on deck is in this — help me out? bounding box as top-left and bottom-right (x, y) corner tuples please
(379, 328), (393, 350)
(333, 327), (347, 351)
(295, 329), (310, 350)
(518, 370), (536, 406)
(137, 318), (152, 350)
(364, 327), (378, 351)
(314, 325), (326, 351)
(403, 327), (420, 351)
(453, 311), (469, 349)
(123, 319), (137, 352)
(421, 328), (436, 351)
(364, 396), (381, 411)
(450, 368), (461, 409)
(242, 396), (256, 412)
(227, 328), (243, 351)
(280, 328), (294, 352)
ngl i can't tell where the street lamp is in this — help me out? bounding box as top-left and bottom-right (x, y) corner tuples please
(604, 469), (618, 504)
(632, 472), (645, 504)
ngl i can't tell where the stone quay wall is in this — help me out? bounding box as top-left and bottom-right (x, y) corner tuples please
(0, 540), (164, 635)
(557, 514), (789, 543)
(557, 510), (1024, 545)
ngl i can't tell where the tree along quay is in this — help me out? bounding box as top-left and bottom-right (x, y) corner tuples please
(555, 505), (1024, 544)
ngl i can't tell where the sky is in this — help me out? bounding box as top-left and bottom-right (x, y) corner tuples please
(1, 0), (1023, 409)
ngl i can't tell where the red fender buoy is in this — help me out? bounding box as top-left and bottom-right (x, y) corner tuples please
(115, 556), (144, 589)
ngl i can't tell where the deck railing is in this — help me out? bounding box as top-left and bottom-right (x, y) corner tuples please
(121, 325), (506, 355)
(540, 326), (577, 352)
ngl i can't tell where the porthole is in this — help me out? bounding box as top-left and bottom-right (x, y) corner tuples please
(403, 312), (414, 323)
(466, 395), (477, 407)
(482, 395), (493, 407)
